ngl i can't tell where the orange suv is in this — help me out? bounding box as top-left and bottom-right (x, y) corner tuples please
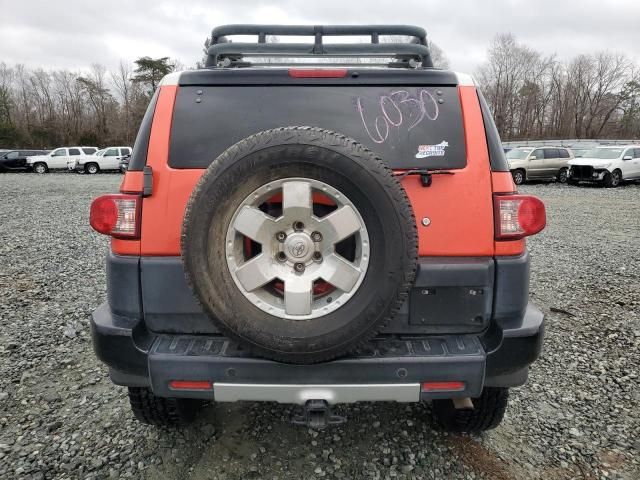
(89, 25), (546, 431)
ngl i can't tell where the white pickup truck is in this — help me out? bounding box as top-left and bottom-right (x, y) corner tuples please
(69, 146), (132, 174)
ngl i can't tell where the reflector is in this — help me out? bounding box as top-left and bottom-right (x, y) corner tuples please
(168, 380), (213, 390)
(421, 381), (466, 392)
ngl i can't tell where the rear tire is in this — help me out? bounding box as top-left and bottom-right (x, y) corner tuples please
(127, 387), (203, 426)
(85, 163), (99, 174)
(603, 170), (621, 188)
(33, 162), (48, 174)
(432, 387), (509, 433)
(511, 169), (525, 185)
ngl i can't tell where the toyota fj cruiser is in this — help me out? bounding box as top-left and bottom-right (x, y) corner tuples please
(89, 25), (546, 432)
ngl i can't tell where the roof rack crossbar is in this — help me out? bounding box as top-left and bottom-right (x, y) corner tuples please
(205, 24), (433, 69)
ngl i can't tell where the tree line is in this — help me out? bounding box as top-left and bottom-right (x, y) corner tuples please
(1, 33), (638, 149)
(0, 57), (176, 148)
(477, 34), (640, 141)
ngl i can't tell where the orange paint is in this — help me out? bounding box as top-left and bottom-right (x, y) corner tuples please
(119, 171), (144, 193)
(134, 85), (206, 255)
(491, 171), (516, 194)
(117, 84), (526, 258)
(402, 86), (494, 256)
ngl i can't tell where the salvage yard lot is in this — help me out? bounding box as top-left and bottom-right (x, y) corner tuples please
(0, 173), (638, 480)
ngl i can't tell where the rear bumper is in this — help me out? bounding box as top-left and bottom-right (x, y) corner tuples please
(91, 301), (544, 403)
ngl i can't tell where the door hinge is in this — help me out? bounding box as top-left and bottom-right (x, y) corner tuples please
(143, 166), (153, 197)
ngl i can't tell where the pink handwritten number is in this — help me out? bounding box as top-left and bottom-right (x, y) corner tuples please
(357, 89), (440, 144)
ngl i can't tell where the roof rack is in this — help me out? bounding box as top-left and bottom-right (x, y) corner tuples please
(205, 24), (433, 69)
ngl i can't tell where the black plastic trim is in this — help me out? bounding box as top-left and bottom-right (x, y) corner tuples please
(178, 68), (459, 86)
(493, 253), (530, 330)
(106, 252), (141, 319)
(128, 89), (160, 172)
(485, 303), (544, 380)
(149, 335), (484, 400)
(478, 90), (509, 172)
(91, 303), (148, 376)
(136, 256), (510, 335)
(90, 300), (544, 396)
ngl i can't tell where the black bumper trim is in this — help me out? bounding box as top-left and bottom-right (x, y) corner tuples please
(90, 300), (544, 400)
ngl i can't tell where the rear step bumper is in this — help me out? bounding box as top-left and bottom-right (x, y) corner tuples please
(148, 334), (485, 401)
(91, 302), (544, 403)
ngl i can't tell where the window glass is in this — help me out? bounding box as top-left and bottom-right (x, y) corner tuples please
(82, 147), (97, 154)
(168, 86), (467, 170)
(52, 149), (67, 157)
(634, 149), (640, 158)
(558, 149), (570, 158)
(68, 148), (81, 155)
(623, 148), (634, 158)
(544, 149), (558, 159)
(7, 151), (19, 159)
(506, 148), (532, 160)
(121, 148), (131, 155)
(531, 149), (544, 160)
(583, 148), (622, 159)
(105, 148), (119, 156)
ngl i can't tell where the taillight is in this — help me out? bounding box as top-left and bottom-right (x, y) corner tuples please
(90, 194), (141, 238)
(494, 194), (546, 240)
(288, 68), (348, 78)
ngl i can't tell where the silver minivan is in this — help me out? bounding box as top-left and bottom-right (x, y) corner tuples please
(506, 146), (574, 185)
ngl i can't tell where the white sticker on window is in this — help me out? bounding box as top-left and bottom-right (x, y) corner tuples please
(416, 141), (449, 158)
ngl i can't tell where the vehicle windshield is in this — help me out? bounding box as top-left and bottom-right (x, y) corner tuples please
(582, 148), (623, 159)
(506, 148), (532, 160)
(95, 149), (106, 156)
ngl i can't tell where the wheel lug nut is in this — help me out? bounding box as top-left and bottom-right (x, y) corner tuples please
(311, 231), (322, 242)
(313, 252), (322, 262)
(294, 262), (305, 273)
(276, 231), (286, 242)
(293, 221), (305, 231)
(276, 251), (287, 262)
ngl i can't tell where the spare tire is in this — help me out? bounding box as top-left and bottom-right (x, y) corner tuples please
(182, 127), (417, 364)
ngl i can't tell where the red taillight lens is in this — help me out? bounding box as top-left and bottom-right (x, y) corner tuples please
(494, 195), (546, 240)
(90, 194), (141, 238)
(168, 380), (213, 391)
(288, 68), (348, 78)
(421, 381), (466, 392)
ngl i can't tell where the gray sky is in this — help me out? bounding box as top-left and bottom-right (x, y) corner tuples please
(1, 0), (638, 73)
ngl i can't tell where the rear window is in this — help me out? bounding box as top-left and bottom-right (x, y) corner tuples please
(169, 86), (467, 170)
(82, 147), (97, 154)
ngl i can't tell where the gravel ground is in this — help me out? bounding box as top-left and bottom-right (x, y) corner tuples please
(0, 173), (638, 480)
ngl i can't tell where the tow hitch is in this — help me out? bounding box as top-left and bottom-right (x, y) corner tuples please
(292, 400), (346, 428)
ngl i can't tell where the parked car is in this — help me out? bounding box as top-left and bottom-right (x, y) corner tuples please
(506, 146), (573, 184)
(88, 24), (546, 432)
(27, 146), (98, 173)
(0, 149), (49, 172)
(70, 146), (132, 174)
(568, 145), (640, 187)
